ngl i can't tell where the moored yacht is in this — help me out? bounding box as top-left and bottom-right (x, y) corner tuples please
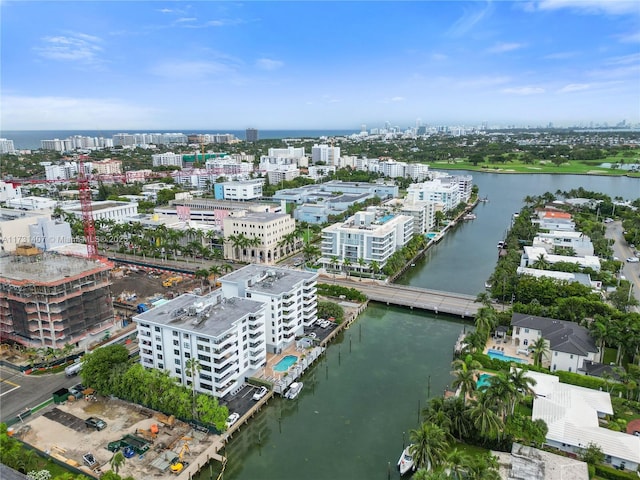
(285, 382), (303, 399)
(397, 444), (415, 476)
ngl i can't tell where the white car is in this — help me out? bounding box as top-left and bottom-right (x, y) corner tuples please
(627, 257), (640, 263)
(225, 412), (240, 428)
(252, 386), (268, 401)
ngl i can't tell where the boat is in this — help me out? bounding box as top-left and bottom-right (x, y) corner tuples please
(285, 382), (303, 399)
(463, 213), (477, 220)
(397, 444), (415, 476)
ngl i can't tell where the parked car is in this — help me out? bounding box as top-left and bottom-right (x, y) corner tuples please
(85, 417), (107, 431)
(627, 257), (639, 263)
(252, 386), (269, 401)
(69, 385), (84, 399)
(225, 412), (240, 429)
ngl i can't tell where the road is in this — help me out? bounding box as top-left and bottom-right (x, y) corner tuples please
(0, 365), (81, 423)
(318, 275), (481, 317)
(606, 221), (640, 308)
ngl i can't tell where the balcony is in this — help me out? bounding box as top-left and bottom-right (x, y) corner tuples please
(249, 339), (264, 349)
(283, 331), (295, 340)
(215, 352), (238, 368)
(248, 322), (264, 331)
(249, 331), (263, 340)
(215, 369), (238, 385)
(214, 361), (235, 376)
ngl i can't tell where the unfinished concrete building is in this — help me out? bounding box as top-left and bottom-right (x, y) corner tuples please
(0, 248), (115, 348)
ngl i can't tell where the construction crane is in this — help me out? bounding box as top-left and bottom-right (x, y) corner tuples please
(78, 157), (98, 258)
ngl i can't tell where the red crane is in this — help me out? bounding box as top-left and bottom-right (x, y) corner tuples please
(78, 158), (98, 258)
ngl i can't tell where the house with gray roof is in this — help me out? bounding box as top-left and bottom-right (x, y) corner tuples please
(510, 313), (599, 373)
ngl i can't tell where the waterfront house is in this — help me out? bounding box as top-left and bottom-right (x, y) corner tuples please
(510, 313), (599, 372)
(527, 370), (640, 472)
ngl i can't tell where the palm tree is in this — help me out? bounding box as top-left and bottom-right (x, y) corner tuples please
(442, 448), (470, 480)
(185, 358), (202, 418)
(370, 260), (380, 278)
(451, 367), (477, 404)
(357, 257), (366, 280)
(474, 307), (497, 337)
(530, 337), (549, 367)
(343, 257), (352, 276)
(468, 391), (502, 441)
(110, 451), (126, 475)
(484, 372), (516, 421)
(195, 269), (210, 290)
(532, 253), (549, 270)
(330, 256), (339, 276)
(208, 265), (223, 291)
(475, 292), (493, 308)
(409, 422), (450, 471)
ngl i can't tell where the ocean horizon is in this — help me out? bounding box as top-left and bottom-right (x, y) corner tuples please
(1, 129), (359, 150)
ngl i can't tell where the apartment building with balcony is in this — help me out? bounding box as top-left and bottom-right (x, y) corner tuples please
(320, 208), (414, 272)
(220, 265), (318, 354)
(134, 291), (266, 398)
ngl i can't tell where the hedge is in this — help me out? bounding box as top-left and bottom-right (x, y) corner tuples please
(594, 464), (638, 480)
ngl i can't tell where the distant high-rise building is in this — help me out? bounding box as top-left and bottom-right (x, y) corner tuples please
(246, 128), (259, 142)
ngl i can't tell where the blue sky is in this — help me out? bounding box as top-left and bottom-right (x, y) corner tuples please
(1, 1), (639, 130)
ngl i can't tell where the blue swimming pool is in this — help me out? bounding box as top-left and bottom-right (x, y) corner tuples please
(487, 349), (527, 364)
(274, 355), (298, 372)
(477, 373), (493, 389)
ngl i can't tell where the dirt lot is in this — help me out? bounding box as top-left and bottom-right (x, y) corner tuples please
(111, 269), (201, 303)
(14, 396), (222, 479)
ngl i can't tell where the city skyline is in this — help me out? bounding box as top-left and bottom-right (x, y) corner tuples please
(1, 0), (639, 131)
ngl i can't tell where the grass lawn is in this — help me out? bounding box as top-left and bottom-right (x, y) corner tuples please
(453, 441), (491, 457)
(433, 156), (640, 176)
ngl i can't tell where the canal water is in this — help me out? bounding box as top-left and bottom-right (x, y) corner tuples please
(197, 173), (639, 480)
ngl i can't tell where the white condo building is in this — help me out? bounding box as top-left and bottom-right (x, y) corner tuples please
(152, 152), (183, 168)
(405, 178), (461, 213)
(321, 208), (414, 271)
(220, 265), (318, 354)
(134, 291), (267, 398)
(0, 139), (16, 154)
(267, 147), (306, 158)
(311, 144), (340, 165)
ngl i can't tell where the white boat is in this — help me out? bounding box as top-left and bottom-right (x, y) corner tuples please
(463, 213), (477, 220)
(285, 382), (303, 399)
(397, 444), (415, 476)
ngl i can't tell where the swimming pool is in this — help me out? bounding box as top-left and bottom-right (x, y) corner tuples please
(486, 349), (527, 364)
(274, 355), (298, 372)
(476, 373), (493, 389)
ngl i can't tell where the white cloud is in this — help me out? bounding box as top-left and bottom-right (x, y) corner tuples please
(502, 86), (545, 95)
(391, 96), (405, 102)
(256, 58), (283, 71)
(1, 95), (159, 130)
(617, 31), (640, 43)
(535, 0), (639, 15)
(487, 42), (525, 54)
(558, 83), (590, 93)
(176, 17), (197, 23)
(35, 34), (103, 63)
(447, 1), (494, 37)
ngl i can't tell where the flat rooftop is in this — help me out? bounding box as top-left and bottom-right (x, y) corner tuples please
(222, 264), (317, 295)
(0, 208), (48, 221)
(135, 292), (264, 337)
(227, 212), (289, 223)
(64, 201), (133, 212)
(0, 252), (110, 284)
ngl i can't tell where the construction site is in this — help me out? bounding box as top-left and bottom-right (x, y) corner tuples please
(12, 394), (226, 479)
(0, 246), (115, 349)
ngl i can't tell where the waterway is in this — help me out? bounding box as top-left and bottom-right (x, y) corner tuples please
(196, 173), (639, 480)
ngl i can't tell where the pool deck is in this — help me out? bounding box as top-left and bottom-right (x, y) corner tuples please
(484, 336), (532, 365)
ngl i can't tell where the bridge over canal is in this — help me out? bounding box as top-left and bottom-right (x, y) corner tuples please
(319, 276), (481, 318)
